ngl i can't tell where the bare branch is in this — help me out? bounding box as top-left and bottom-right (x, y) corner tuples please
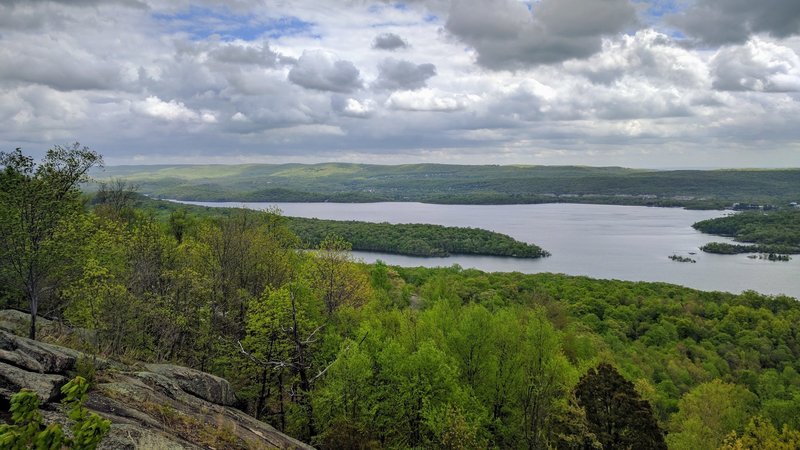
(310, 332), (369, 383)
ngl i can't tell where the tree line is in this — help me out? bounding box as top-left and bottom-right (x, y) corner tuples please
(694, 210), (800, 255)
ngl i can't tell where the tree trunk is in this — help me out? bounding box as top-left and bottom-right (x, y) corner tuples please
(28, 289), (38, 340)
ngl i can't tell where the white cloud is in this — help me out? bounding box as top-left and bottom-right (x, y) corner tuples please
(564, 30), (709, 88)
(132, 96), (216, 123)
(711, 38), (800, 92)
(386, 89), (479, 112)
(336, 98), (376, 118)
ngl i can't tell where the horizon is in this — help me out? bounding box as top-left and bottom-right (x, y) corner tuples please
(2, 1), (800, 168)
(97, 161), (800, 171)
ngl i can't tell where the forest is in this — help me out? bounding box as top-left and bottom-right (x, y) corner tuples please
(694, 210), (800, 254)
(286, 217), (549, 258)
(98, 163), (800, 210)
(3, 147), (800, 449)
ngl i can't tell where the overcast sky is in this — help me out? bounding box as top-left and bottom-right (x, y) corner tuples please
(1, 0), (800, 168)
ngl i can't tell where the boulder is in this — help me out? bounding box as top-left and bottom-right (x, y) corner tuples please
(0, 329), (80, 373)
(0, 313), (313, 449)
(0, 309), (53, 335)
(144, 363), (237, 406)
(0, 361), (66, 402)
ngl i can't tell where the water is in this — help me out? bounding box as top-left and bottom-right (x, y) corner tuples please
(178, 201), (799, 298)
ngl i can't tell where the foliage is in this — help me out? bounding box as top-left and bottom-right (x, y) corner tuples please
(0, 376), (111, 449)
(719, 416), (800, 450)
(574, 363), (667, 449)
(289, 217), (549, 258)
(666, 380), (758, 450)
(0, 144), (102, 339)
(694, 210), (800, 254)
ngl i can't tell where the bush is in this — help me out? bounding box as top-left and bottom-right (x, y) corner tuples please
(0, 376), (111, 449)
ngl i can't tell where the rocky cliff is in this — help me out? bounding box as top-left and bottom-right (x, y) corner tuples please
(0, 310), (313, 449)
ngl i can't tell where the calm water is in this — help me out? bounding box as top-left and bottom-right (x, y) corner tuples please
(179, 201), (799, 298)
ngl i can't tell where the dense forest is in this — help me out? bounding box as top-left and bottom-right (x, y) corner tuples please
(287, 217), (549, 258)
(4, 147), (800, 449)
(98, 163), (800, 209)
(694, 210), (800, 254)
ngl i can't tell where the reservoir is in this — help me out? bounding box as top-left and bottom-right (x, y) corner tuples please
(178, 201), (799, 299)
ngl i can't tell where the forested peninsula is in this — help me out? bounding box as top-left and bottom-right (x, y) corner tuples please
(287, 217), (549, 258)
(693, 209), (800, 255)
(132, 195), (548, 258)
(97, 163), (800, 209)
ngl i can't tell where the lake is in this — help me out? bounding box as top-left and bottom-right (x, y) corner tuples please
(177, 201), (800, 298)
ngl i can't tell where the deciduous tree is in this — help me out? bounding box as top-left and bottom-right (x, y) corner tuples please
(0, 144), (101, 340)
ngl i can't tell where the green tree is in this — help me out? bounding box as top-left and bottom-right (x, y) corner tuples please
(0, 144), (102, 340)
(241, 282), (326, 440)
(574, 363), (666, 450)
(667, 379), (758, 450)
(310, 234), (370, 315)
(518, 309), (576, 450)
(719, 416), (800, 450)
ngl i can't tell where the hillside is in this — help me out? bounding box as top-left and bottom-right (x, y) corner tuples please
(96, 164), (800, 209)
(0, 310), (313, 450)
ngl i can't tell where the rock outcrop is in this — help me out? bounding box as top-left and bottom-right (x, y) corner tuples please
(0, 314), (313, 450)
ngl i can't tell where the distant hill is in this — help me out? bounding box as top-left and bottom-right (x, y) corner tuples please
(95, 163), (800, 209)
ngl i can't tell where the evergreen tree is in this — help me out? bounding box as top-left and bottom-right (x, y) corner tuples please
(574, 363), (666, 450)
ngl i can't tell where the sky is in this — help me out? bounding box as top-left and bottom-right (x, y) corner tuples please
(1, 0), (800, 168)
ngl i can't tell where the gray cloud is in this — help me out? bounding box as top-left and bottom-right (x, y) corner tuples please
(445, 0), (637, 69)
(669, 0), (800, 46)
(0, 39), (124, 91)
(373, 58), (436, 90)
(711, 39), (800, 92)
(288, 50), (363, 93)
(373, 32), (409, 50)
(0, 0), (146, 7)
(209, 42), (280, 67)
(564, 30), (709, 88)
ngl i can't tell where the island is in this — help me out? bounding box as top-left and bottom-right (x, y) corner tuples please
(693, 209), (800, 256)
(669, 254), (696, 263)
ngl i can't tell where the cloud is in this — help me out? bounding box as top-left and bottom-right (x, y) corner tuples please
(386, 89), (478, 112)
(564, 30), (709, 88)
(373, 58), (437, 90)
(372, 32), (409, 50)
(445, 0), (637, 69)
(131, 96), (217, 123)
(288, 50), (363, 93)
(0, 35), (123, 92)
(711, 38), (800, 92)
(208, 41), (281, 67)
(332, 96), (376, 118)
(669, 0), (800, 45)
(1, 0), (800, 167)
